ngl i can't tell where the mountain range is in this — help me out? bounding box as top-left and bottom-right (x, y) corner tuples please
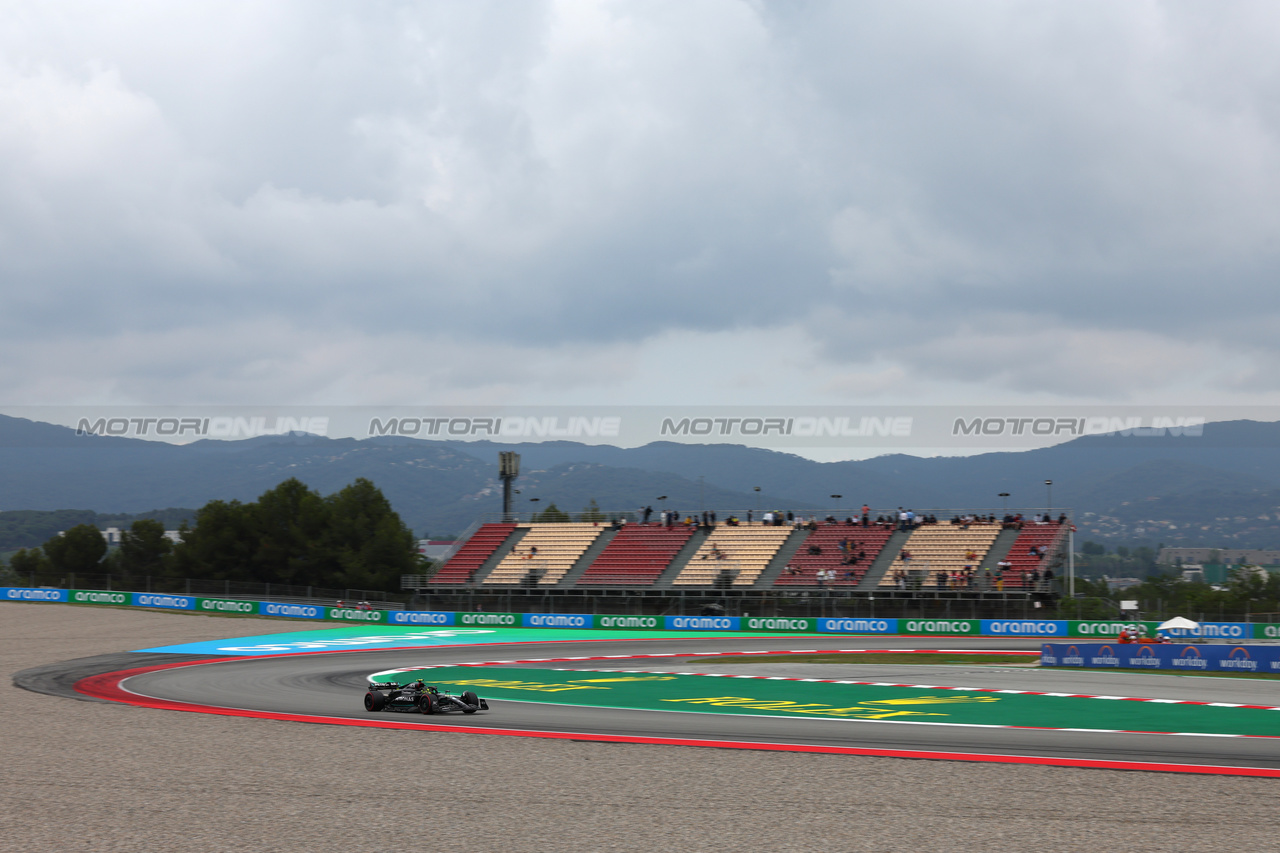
(2, 414), (1280, 550)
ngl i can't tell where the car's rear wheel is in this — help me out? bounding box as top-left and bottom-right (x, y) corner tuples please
(364, 691), (386, 712)
(418, 694), (435, 715)
(461, 691), (480, 713)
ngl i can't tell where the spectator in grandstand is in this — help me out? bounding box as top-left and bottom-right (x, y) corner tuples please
(861, 505), (870, 526)
(786, 511), (795, 525)
(785, 564), (800, 576)
(807, 544), (822, 556)
(643, 505), (653, 524)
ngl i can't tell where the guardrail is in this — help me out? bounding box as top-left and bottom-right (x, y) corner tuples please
(5, 586), (1277, 639)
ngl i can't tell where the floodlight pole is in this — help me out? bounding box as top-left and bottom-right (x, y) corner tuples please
(1068, 524), (1075, 599)
(499, 452), (520, 522)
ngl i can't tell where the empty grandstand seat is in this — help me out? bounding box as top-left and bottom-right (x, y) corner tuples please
(483, 523), (608, 586)
(578, 524), (696, 586)
(672, 526), (793, 586)
(429, 523), (518, 585)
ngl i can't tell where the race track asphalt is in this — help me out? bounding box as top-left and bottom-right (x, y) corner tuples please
(95, 635), (1280, 773)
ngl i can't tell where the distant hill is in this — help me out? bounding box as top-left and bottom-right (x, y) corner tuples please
(0, 508), (197, 553)
(3, 414), (1280, 548)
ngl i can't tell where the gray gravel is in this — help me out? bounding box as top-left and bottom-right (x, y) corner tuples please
(4, 602), (1279, 853)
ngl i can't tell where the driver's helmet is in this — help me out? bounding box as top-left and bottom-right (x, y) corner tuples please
(412, 680), (425, 690)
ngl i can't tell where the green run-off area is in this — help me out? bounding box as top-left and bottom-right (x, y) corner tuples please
(382, 666), (1280, 736)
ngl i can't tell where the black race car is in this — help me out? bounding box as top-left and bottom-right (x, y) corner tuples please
(363, 679), (489, 715)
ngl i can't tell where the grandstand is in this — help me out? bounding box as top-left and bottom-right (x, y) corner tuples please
(483, 523), (607, 586)
(878, 522), (1003, 588)
(1002, 521), (1068, 589)
(775, 524), (896, 587)
(577, 524), (697, 586)
(417, 512), (1071, 601)
(428, 522), (517, 585)
(671, 524), (795, 586)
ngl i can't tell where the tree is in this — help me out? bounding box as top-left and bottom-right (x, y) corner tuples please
(532, 502), (570, 523)
(320, 478), (417, 589)
(118, 519), (173, 577)
(42, 524), (106, 574)
(8, 548), (49, 578)
(168, 477), (417, 591)
(168, 500), (257, 581)
(578, 499), (605, 522)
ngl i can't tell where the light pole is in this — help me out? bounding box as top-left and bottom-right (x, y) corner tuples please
(529, 497), (540, 522)
(999, 492), (1010, 514)
(1045, 480), (1053, 515)
(831, 495), (842, 516)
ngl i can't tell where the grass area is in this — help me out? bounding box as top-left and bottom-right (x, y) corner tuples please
(687, 652), (1038, 666)
(686, 651), (1280, 680)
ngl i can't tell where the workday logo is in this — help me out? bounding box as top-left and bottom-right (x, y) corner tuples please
(1223, 647), (1257, 671)
(1129, 646), (1161, 667)
(1089, 644), (1119, 666)
(1174, 646), (1207, 669)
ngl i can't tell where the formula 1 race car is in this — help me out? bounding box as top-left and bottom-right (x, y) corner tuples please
(363, 680), (489, 715)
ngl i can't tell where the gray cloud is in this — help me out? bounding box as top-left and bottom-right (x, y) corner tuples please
(2, 0), (1279, 409)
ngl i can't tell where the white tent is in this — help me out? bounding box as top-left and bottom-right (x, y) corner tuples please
(1157, 617), (1200, 631)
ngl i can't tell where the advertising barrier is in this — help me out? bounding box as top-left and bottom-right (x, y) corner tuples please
(2, 587), (69, 602)
(71, 589), (129, 606)
(664, 615), (741, 631)
(326, 606), (387, 623)
(900, 618), (979, 635)
(522, 613), (592, 629)
(131, 593), (195, 611)
(1042, 642), (1280, 673)
(594, 615), (662, 630)
(197, 597), (257, 615)
(816, 618), (896, 634)
(456, 612), (520, 627)
(742, 616), (817, 633)
(388, 610), (455, 626)
(14, 587), (1280, 641)
(259, 602), (324, 619)
(981, 619), (1066, 636)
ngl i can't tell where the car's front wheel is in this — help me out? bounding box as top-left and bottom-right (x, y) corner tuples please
(461, 691), (480, 713)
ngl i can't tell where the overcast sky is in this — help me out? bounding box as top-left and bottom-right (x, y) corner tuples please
(3, 1), (1280, 418)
